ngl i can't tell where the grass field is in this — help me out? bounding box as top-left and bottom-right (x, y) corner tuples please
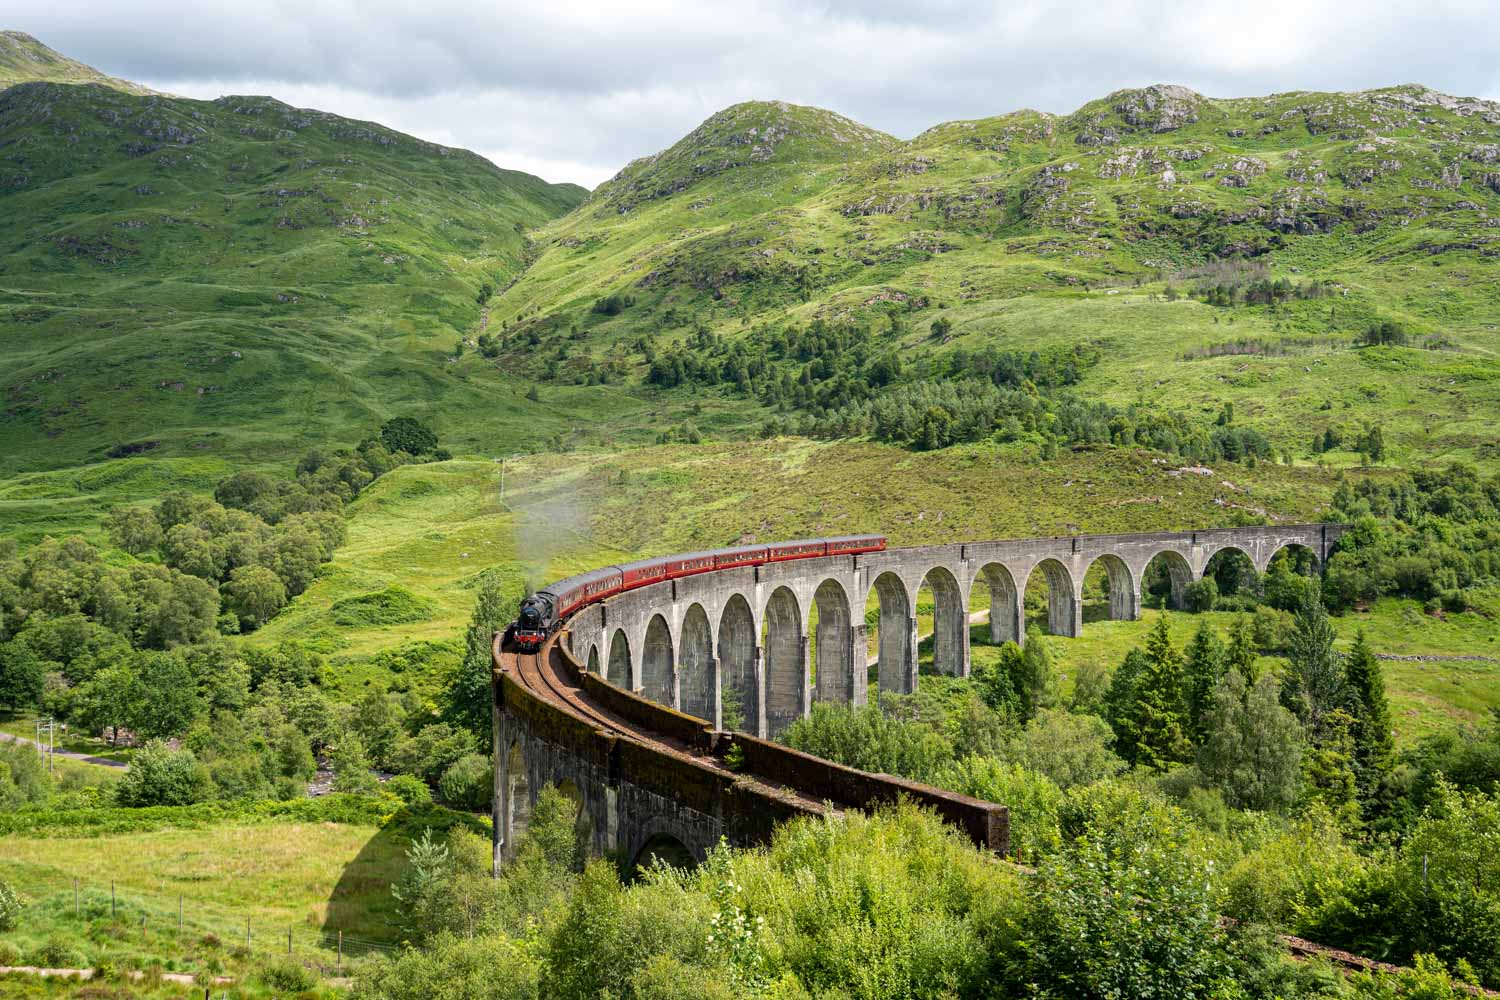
(0, 71), (585, 478)
(0, 817), (405, 979)
(489, 89), (1500, 470)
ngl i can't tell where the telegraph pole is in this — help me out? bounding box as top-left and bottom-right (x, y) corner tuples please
(34, 717), (55, 773)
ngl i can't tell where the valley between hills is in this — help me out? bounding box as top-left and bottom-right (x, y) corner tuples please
(1, 27), (1500, 999)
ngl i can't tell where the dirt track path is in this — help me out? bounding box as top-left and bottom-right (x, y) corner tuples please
(0, 965), (232, 986)
(0, 730), (127, 768)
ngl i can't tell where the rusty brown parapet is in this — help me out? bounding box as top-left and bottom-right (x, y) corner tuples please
(726, 733), (1008, 853)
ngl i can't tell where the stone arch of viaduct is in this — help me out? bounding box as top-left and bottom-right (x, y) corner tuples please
(563, 524), (1343, 739)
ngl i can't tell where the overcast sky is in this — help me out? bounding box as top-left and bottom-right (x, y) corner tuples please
(8, 1), (1500, 188)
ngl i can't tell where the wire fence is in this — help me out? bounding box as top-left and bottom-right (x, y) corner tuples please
(14, 876), (402, 980)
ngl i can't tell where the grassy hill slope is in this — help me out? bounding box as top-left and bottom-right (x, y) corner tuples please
(494, 87), (1500, 466)
(0, 72), (589, 474)
(0, 30), (160, 94)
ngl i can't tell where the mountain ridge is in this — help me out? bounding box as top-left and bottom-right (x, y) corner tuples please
(481, 81), (1500, 469)
(0, 30), (164, 95)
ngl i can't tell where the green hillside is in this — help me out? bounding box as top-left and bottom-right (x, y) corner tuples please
(493, 87), (1500, 466)
(7, 72), (1500, 475)
(0, 31), (160, 94)
(0, 73), (588, 474)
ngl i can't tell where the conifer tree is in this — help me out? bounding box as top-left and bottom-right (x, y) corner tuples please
(1104, 648), (1147, 764)
(1182, 620), (1226, 744)
(1118, 617), (1192, 769)
(1302, 707), (1361, 828)
(1013, 627), (1057, 721)
(1226, 613), (1258, 679)
(1281, 589), (1346, 743)
(1345, 629), (1395, 797)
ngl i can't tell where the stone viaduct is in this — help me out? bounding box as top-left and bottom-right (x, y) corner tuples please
(562, 523), (1343, 740)
(492, 523), (1343, 870)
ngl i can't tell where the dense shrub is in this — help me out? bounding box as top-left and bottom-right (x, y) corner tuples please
(331, 736), (380, 795)
(999, 709), (1124, 790)
(330, 586), (437, 627)
(1184, 576), (1218, 613)
(782, 702), (953, 781)
(1027, 784), (1229, 999)
(591, 293), (635, 316)
(973, 630), (1057, 722)
(1222, 809), (1364, 929)
(0, 742), (51, 811)
(353, 933), (539, 1000)
(933, 755), (1063, 861)
(439, 753), (494, 811)
(379, 416), (439, 456)
(0, 878), (20, 931)
(115, 741), (213, 807)
(1306, 786), (1500, 988)
(389, 723), (473, 784)
(259, 958), (317, 992)
(385, 774), (432, 806)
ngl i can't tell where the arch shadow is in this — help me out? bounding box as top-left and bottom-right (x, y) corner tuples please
(869, 571), (914, 695)
(678, 603), (714, 723)
(812, 578), (853, 704)
(629, 832), (696, 876)
(1203, 546), (1259, 600)
(1082, 553), (1137, 623)
(641, 614), (675, 706)
(763, 586), (804, 737)
(718, 594), (758, 734)
(1142, 549), (1194, 610)
(606, 628), (632, 689)
(1266, 542), (1320, 576)
(971, 563), (1020, 646)
(919, 565), (968, 676)
(1024, 558), (1078, 637)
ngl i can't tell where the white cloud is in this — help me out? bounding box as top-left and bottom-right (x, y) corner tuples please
(10, 0), (1500, 188)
